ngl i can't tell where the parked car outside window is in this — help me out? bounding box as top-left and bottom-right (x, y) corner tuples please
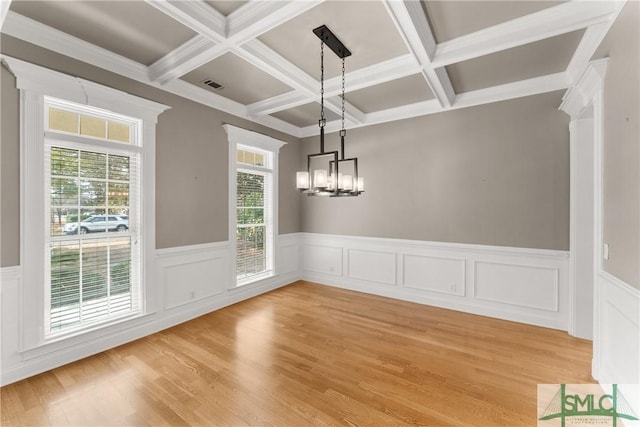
(63, 215), (128, 235)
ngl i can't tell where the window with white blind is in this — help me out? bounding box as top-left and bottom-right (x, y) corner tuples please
(10, 56), (167, 353)
(224, 125), (285, 287)
(236, 151), (272, 281)
(44, 98), (141, 335)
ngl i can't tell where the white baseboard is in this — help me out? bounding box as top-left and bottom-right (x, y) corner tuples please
(0, 235), (301, 386)
(299, 233), (570, 330)
(0, 231), (577, 385)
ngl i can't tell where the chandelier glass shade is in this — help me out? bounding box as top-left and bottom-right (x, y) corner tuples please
(296, 25), (364, 197)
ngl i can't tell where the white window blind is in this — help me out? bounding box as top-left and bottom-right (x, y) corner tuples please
(236, 170), (272, 279)
(44, 101), (141, 336)
(225, 124), (284, 287)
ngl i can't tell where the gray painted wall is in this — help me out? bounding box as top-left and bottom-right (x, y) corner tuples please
(1, 65), (20, 267)
(593, 1), (640, 289)
(300, 91), (570, 250)
(0, 35), (301, 267)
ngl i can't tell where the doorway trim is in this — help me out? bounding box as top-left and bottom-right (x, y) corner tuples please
(559, 58), (607, 376)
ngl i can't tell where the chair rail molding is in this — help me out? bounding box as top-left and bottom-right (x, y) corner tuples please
(299, 233), (570, 331)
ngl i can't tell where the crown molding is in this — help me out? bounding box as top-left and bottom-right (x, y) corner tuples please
(1, 11), (301, 137)
(298, 72), (569, 138)
(1, 1), (622, 140)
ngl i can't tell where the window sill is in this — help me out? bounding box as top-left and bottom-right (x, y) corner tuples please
(20, 311), (156, 361)
(236, 270), (274, 287)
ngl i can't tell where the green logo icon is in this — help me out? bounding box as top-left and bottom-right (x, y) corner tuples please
(539, 384), (638, 426)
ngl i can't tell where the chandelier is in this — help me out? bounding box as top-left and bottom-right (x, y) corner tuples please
(296, 25), (364, 197)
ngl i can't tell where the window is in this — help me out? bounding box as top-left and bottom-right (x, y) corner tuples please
(8, 55), (169, 351)
(224, 125), (285, 286)
(236, 149), (271, 281)
(45, 99), (140, 335)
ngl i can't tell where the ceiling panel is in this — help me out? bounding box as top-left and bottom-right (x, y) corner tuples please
(346, 74), (435, 113)
(447, 29), (584, 93)
(181, 52), (293, 104)
(423, 0), (565, 43)
(206, 1), (248, 17)
(271, 102), (341, 128)
(9, 0), (197, 65)
(259, 0), (408, 80)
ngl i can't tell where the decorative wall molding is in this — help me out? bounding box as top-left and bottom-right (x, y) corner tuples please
(560, 58), (609, 119)
(2, 0), (623, 138)
(6, 232), (630, 388)
(561, 58), (607, 340)
(299, 233), (569, 330)
(594, 271), (640, 414)
(0, 235), (300, 386)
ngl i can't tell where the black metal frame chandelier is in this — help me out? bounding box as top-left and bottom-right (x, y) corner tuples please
(296, 25), (364, 197)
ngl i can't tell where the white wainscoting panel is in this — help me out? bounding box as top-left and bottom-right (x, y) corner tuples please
(403, 254), (465, 296)
(473, 261), (559, 311)
(594, 271), (639, 413)
(1, 235), (301, 386)
(300, 233), (569, 330)
(348, 249), (396, 285)
(0, 266), (22, 383)
(278, 233), (301, 276)
(158, 245), (228, 310)
(303, 244), (343, 276)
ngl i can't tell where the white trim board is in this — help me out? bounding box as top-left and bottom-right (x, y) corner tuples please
(1, 0), (624, 138)
(593, 271), (640, 417)
(0, 234), (301, 386)
(298, 233), (570, 331)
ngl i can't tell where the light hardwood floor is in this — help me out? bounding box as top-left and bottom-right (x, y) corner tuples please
(1, 280), (593, 426)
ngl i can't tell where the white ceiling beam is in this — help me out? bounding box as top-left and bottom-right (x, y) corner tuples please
(144, 0), (226, 42)
(236, 39), (366, 124)
(565, 1), (625, 85)
(324, 54), (421, 96)
(247, 54), (421, 117)
(246, 91), (310, 117)
(453, 72), (569, 110)
(432, 1), (621, 68)
(383, 0), (455, 108)
(0, 0), (12, 31)
(1, 11), (302, 137)
(148, 35), (218, 84)
(145, 0), (322, 85)
(298, 72), (570, 138)
(227, 0), (323, 43)
(2, 12), (149, 82)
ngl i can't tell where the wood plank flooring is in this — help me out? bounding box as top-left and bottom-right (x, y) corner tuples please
(1, 280), (593, 426)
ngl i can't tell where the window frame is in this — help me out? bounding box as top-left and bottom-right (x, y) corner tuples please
(5, 56), (169, 353)
(43, 100), (141, 337)
(224, 124), (285, 288)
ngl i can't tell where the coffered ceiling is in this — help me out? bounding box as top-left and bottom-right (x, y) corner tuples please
(1, 0), (625, 137)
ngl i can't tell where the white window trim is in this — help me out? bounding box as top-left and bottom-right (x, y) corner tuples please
(223, 124), (285, 288)
(1, 55), (169, 353)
